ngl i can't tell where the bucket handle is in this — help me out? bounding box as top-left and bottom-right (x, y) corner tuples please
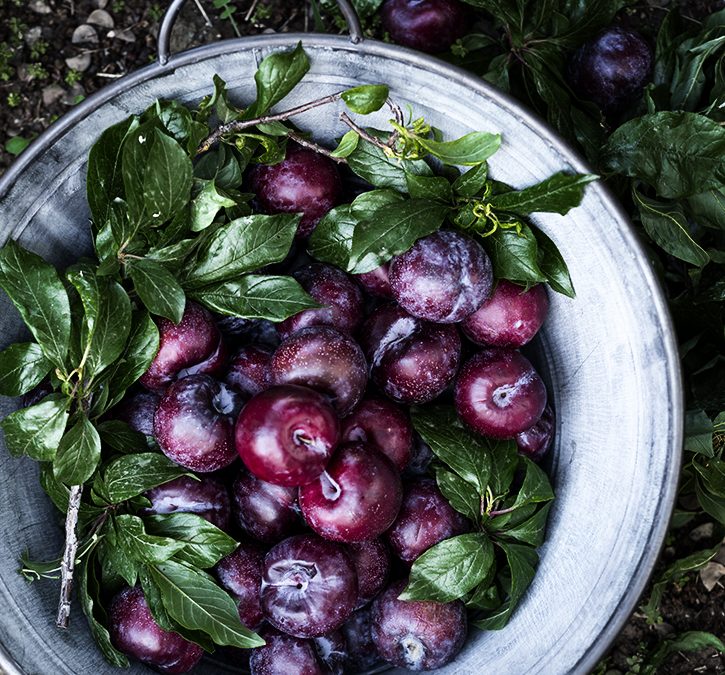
(157, 0), (364, 66)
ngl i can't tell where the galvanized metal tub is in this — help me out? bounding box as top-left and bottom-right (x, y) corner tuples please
(0, 2), (682, 673)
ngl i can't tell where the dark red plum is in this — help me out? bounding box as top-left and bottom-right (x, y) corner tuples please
(140, 301), (220, 392)
(299, 442), (403, 543)
(235, 384), (339, 487)
(462, 280), (549, 348)
(346, 538), (391, 608)
(250, 145), (342, 238)
(455, 349), (547, 438)
(277, 264), (364, 339)
(342, 606), (382, 671)
(516, 404), (555, 461)
(261, 534), (358, 638)
(387, 478), (469, 563)
(143, 475), (231, 531)
(360, 304), (461, 404)
(232, 470), (300, 544)
(312, 631), (348, 675)
(217, 317), (281, 350)
(371, 579), (467, 671)
(568, 27), (653, 114)
(109, 586), (203, 674)
(341, 397), (413, 471)
(250, 627), (324, 675)
(114, 390), (159, 436)
(381, 0), (468, 54)
(225, 345), (273, 398)
(177, 335), (228, 379)
(355, 263), (393, 299)
(271, 326), (367, 416)
(405, 433), (434, 476)
(215, 542), (266, 630)
(154, 374), (240, 472)
(389, 230), (493, 323)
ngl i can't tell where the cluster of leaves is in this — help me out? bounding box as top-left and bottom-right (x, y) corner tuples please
(400, 406), (554, 630)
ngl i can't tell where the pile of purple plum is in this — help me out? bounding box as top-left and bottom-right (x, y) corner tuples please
(107, 149), (553, 674)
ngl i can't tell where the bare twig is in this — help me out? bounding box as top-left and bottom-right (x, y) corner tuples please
(192, 0), (213, 27)
(489, 505), (518, 517)
(339, 111), (393, 153)
(245, 0), (260, 22)
(287, 131), (347, 163)
(56, 484), (82, 629)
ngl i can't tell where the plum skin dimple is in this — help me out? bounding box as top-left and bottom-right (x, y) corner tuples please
(108, 586), (203, 674)
(261, 534), (358, 638)
(381, 0), (468, 54)
(389, 230), (493, 323)
(455, 349), (547, 439)
(371, 579), (467, 671)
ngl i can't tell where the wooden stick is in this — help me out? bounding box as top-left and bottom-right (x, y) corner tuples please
(56, 484), (82, 629)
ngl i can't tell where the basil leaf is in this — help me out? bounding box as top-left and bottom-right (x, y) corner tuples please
(104, 453), (189, 503)
(489, 441), (520, 496)
(0, 342), (52, 397)
(78, 555), (129, 668)
(341, 84), (390, 114)
(0, 240), (71, 371)
(308, 205), (357, 269)
(87, 116), (139, 227)
(347, 199), (449, 274)
(195, 144), (243, 189)
(351, 189), (405, 216)
(1, 394), (68, 461)
(347, 135), (433, 192)
(53, 413), (101, 485)
(128, 258), (186, 324)
(191, 181), (237, 232)
(96, 420), (149, 455)
(633, 188), (710, 267)
(512, 458), (555, 509)
(121, 120), (156, 225)
(100, 519), (139, 587)
(400, 533), (494, 603)
(149, 559), (265, 648)
(418, 131), (501, 166)
(145, 513), (237, 568)
(185, 214), (299, 287)
(330, 131), (360, 158)
(474, 542), (538, 630)
(602, 112), (725, 199)
(191, 274), (318, 321)
(411, 405), (491, 495)
(500, 502), (552, 547)
(687, 187), (725, 230)
(489, 172), (598, 215)
(684, 410), (714, 456)
(453, 162), (489, 198)
(532, 227), (575, 298)
(405, 174), (454, 203)
(483, 224), (547, 284)
(248, 42), (310, 117)
(435, 467), (481, 521)
(115, 514), (186, 564)
(671, 35), (725, 111)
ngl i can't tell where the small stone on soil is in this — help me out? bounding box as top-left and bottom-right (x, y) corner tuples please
(87, 9), (114, 28)
(72, 24), (99, 45)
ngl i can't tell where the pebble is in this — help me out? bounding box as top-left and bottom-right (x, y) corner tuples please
(41, 84), (65, 106)
(699, 561), (725, 592)
(93, 0), (109, 7)
(690, 522), (715, 542)
(24, 26), (42, 46)
(65, 54), (92, 72)
(87, 9), (114, 28)
(108, 28), (135, 43)
(28, 0), (51, 14)
(72, 24), (99, 45)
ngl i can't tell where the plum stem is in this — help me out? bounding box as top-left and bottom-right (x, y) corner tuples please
(56, 484), (82, 629)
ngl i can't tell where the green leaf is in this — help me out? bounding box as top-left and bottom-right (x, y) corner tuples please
(490, 172), (597, 216)
(531, 227), (575, 298)
(191, 181), (237, 232)
(512, 458), (555, 508)
(411, 406), (492, 495)
(347, 199), (449, 274)
(0, 240), (71, 371)
(128, 258), (186, 324)
(121, 120), (156, 225)
(435, 467), (481, 521)
(453, 162), (489, 198)
(400, 533), (494, 603)
(684, 410), (714, 456)
(149, 559), (265, 648)
(671, 35), (725, 112)
(191, 274), (318, 322)
(633, 188), (709, 267)
(418, 131), (501, 166)
(0, 342), (52, 397)
(405, 174), (453, 203)
(347, 134), (432, 192)
(97, 420), (149, 454)
(341, 84), (389, 114)
(78, 555), (129, 668)
(643, 632), (725, 675)
(483, 223), (547, 285)
(501, 502), (552, 547)
(86, 116), (139, 227)
(53, 414), (101, 485)
(145, 513), (237, 568)
(687, 187), (725, 230)
(115, 514), (186, 564)
(248, 42), (310, 117)
(330, 130), (360, 158)
(696, 476), (725, 525)
(104, 453), (190, 503)
(694, 456), (725, 498)
(1, 394), (68, 461)
(474, 542), (538, 630)
(194, 144), (243, 189)
(100, 519), (139, 587)
(5, 136), (32, 156)
(602, 112), (725, 199)
(185, 214), (299, 288)
(351, 188), (406, 216)
(307, 205), (357, 268)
